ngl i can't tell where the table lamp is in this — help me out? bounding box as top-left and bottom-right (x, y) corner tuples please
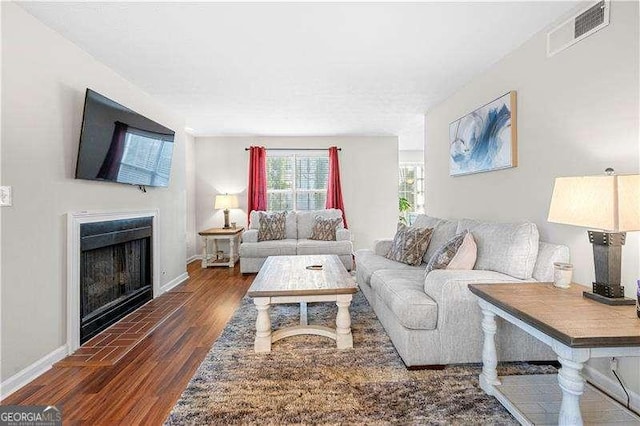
(548, 168), (640, 305)
(215, 194), (239, 229)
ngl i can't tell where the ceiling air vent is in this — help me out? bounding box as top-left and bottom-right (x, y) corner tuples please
(547, 0), (610, 57)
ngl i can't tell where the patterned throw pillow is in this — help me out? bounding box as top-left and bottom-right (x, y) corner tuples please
(385, 223), (434, 266)
(309, 216), (343, 241)
(425, 231), (477, 275)
(257, 211), (287, 241)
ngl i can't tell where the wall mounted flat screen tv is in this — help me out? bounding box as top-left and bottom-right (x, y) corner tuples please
(75, 89), (175, 187)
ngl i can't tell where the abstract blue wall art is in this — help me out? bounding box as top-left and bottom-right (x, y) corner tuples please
(449, 91), (518, 176)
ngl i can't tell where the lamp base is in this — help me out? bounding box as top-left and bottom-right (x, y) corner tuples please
(223, 209), (230, 229)
(592, 282), (626, 298)
(588, 230), (625, 287)
(582, 291), (636, 305)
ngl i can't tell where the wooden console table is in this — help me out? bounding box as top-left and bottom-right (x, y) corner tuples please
(469, 283), (640, 426)
(198, 227), (244, 268)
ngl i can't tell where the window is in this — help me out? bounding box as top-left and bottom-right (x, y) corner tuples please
(117, 129), (173, 186)
(399, 163), (425, 219)
(267, 152), (329, 211)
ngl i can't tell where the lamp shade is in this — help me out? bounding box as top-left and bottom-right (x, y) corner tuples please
(548, 174), (640, 232)
(214, 194), (239, 210)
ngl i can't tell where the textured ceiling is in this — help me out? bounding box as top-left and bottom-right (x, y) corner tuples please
(18, 2), (577, 150)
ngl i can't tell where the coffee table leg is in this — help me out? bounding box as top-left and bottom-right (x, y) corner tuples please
(254, 298), (272, 353)
(300, 302), (308, 326)
(335, 294), (353, 349)
(479, 302), (501, 394)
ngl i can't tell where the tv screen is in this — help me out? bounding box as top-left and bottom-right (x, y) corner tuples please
(75, 89), (175, 187)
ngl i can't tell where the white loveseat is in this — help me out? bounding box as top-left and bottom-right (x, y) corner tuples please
(240, 209), (353, 273)
(355, 215), (570, 367)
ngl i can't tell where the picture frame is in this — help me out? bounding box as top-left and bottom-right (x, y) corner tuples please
(449, 91), (517, 176)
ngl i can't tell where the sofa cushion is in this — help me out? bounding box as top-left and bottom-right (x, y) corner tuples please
(336, 229), (351, 242)
(250, 210), (297, 239)
(385, 223), (433, 266)
(370, 270), (438, 330)
(426, 231), (476, 274)
(354, 249), (426, 284)
(239, 239), (298, 258)
(533, 242), (570, 282)
(456, 219), (539, 280)
(297, 239), (352, 256)
(412, 215), (459, 263)
(309, 216), (342, 241)
(412, 215), (442, 229)
(423, 220), (459, 263)
(297, 209), (344, 239)
(258, 211), (286, 241)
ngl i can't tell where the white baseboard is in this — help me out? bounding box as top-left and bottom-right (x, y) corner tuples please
(186, 254), (201, 264)
(160, 272), (189, 293)
(1, 271), (189, 401)
(0, 345), (68, 400)
(584, 364), (640, 413)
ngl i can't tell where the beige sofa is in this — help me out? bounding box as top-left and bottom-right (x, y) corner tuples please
(240, 209), (353, 273)
(355, 215), (570, 367)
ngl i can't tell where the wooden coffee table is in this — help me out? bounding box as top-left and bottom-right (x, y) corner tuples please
(469, 283), (640, 426)
(247, 255), (357, 353)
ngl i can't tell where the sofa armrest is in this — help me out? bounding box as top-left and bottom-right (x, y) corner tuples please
(373, 239), (393, 256)
(424, 270), (530, 323)
(243, 229), (258, 243)
(423, 270), (551, 364)
(336, 228), (351, 242)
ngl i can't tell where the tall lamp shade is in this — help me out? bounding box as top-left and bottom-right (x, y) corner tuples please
(215, 194), (239, 229)
(548, 174), (640, 232)
(547, 171), (640, 304)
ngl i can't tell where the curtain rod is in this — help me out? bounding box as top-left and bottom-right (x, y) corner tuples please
(244, 147), (341, 151)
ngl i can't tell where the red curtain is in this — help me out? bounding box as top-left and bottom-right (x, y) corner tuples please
(248, 146), (267, 220)
(325, 146), (348, 228)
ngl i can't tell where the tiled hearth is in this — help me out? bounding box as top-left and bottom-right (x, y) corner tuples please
(57, 292), (191, 367)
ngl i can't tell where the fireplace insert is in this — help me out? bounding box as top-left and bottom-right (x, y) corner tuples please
(79, 217), (153, 344)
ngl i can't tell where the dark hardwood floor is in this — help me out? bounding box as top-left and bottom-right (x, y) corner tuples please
(1, 261), (254, 425)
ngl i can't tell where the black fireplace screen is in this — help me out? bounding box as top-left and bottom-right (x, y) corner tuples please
(80, 217), (153, 344)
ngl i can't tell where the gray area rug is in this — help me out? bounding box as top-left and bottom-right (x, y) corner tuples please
(166, 292), (555, 425)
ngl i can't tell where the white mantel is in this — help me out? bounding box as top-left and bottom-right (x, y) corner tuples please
(66, 209), (160, 353)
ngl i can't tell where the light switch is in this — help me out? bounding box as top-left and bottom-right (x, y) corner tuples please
(0, 186), (12, 206)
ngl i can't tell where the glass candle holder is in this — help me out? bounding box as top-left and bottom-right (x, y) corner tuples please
(553, 262), (573, 289)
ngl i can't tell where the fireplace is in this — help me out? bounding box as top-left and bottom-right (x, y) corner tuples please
(79, 217), (153, 344)
(66, 209), (162, 354)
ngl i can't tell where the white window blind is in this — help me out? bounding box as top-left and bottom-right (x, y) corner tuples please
(267, 152), (329, 211)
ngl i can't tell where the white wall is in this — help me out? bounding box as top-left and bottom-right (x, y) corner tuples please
(425, 1), (639, 400)
(185, 133), (197, 261)
(1, 3), (188, 379)
(193, 136), (398, 252)
(399, 150), (424, 163)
